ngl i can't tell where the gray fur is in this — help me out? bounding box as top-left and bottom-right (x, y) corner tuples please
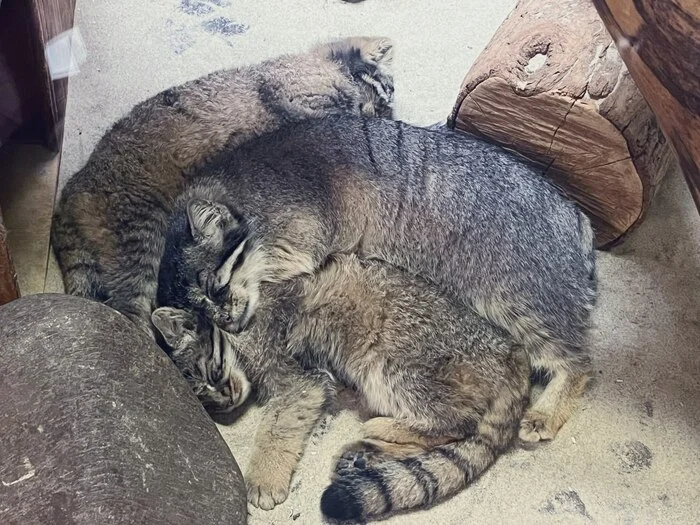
(51, 37), (394, 336)
(157, 114), (596, 441)
(153, 254), (530, 519)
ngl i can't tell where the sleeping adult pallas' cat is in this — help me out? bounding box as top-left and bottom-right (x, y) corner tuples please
(152, 255), (530, 521)
(51, 37), (394, 336)
(156, 114), (596, 442)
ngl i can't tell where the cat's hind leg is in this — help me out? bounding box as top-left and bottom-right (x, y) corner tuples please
(519, 354), (590, 442)
(324, 368), (530, 521)
(472, 297), (593, 443)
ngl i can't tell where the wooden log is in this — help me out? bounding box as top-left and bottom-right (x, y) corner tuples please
(448, 0), (674, 248)
(0, 207), (20, 305)
(0, 295), (248, 524)
(592, 0), (700, 214)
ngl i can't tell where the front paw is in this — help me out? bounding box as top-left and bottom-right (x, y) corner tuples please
(245, 444), (301, 510)
(246, 477), (289, 511)
(519, 409), (557, 443)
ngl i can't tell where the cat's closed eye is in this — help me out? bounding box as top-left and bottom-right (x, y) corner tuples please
(211, 283), (230, 304)
(209, 366), (224, 384)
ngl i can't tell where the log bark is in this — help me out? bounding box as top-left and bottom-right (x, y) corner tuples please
(448, 0), (674, 247)
(0, 207), (20, 305)
(592, 0), (700, 214)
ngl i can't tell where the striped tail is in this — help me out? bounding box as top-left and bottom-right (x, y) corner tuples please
(321, 392), (527, 520)
(321, 435), (512, 521)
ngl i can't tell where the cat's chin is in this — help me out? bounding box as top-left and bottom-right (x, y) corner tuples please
(202, 399), (240, 417)
(206, 398), (251, 426)
(207, 404), (238, 414)
(200, 393), (248, 416)
(201, 380), (251, 416)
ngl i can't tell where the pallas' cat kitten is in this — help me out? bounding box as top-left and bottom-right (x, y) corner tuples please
(153, 254), (530, 521)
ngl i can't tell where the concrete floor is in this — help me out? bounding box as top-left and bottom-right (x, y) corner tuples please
(3, 0), (699, 523)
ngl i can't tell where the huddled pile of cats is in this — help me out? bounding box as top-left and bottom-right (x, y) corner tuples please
(157, 114), (596, 444)
(51, 36), (394, 336)
(151, 113), (596, 519)
(54, 36), (597, 523)
(152, 254), (531, 521)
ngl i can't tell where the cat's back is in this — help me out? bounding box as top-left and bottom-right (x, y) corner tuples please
(208, 113), (577, 228)
(295, 255), (515, 363)
(211, 113), (543, 184)
(61, 45), (373, 195)
(208, 114), (583, 260)
(61, 62), (267, 196)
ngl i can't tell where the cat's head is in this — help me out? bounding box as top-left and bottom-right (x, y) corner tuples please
(151, 306), (251, 414)
(320, 36), (395, 119)
(158, 196), (263, 334)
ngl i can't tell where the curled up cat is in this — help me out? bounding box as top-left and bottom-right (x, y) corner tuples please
(51, 36), (394, 337)
(152, 254), (530, 521)
(156, 114), (596, 442)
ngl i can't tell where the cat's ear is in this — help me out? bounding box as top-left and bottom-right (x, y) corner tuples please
(357, 37), (393, 67)
(152, 307), (196, 349)
(323, 36), (393, 70)
(186, 199), (222, 241)
(186, 199), (237, 243)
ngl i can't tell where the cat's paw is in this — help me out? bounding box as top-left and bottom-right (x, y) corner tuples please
(246, 446), (299, 510)
(333, 440), (384, 478)
(333, 439), (420, 478)
(246, 477), (289, 511)
(519, 409), (557, 443)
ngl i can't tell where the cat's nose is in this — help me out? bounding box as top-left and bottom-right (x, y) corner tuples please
(219, 378), (238, 403)
(217, 313), (242, 333)
(219, 384), (232, 399)
(228, 378), (239, 400)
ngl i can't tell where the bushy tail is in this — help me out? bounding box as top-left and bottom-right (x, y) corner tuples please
(322, 437), (501, 521)
(321, 375), (528, 521)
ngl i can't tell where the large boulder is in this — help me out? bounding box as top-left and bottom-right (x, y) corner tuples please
(0, 294), (246, 524)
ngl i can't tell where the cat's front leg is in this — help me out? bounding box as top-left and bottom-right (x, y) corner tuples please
(246, 372), (333, 510)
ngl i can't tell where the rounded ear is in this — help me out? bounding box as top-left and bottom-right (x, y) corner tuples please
(322, 36), (394, 69)
(358, 37), (393, 66)
(186, 199), (238, 242)
(151, 307), (196, 348)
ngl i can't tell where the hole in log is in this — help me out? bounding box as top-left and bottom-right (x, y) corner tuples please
(525, 52), (547, 74)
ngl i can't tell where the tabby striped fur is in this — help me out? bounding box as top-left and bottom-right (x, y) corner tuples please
(51, 37), (394, 337)
(157, 114), (596, 442)
(153, 254), (530, 520)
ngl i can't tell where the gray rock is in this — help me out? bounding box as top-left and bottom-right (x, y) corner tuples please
(0, 294), (246, 525)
